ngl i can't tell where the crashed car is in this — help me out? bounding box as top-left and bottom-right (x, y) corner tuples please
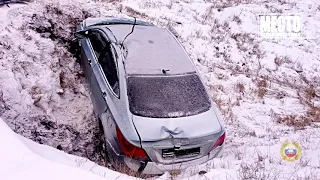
(74, 17), (225, 174)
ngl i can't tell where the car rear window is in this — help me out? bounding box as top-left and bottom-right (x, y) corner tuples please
(127, 73), (211, 118)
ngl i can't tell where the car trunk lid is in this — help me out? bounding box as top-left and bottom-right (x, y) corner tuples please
(132, 108), (221, 141)
(132, 109), (223, 163)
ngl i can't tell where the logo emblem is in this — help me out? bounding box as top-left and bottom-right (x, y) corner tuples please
(259, 14), (302, 39)
(280, 141), (302, 162)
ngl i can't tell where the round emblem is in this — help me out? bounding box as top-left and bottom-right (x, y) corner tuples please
(280, 141), (302, 162)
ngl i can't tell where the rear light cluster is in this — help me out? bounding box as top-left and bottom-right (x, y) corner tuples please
(116, 126), (149, 161)
(211, 132), (225, 150)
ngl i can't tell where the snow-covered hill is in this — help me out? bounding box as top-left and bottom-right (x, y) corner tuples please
(0, 0), (319, 179)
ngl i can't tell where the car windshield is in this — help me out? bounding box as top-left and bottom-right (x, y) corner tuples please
(127, 73), (211, 118)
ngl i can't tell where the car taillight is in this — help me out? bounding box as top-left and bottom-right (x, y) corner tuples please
(116, 126), (149, 161)
(211, 132), (225, 150)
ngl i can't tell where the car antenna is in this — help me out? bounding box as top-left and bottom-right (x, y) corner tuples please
(120, 17), (137, 49)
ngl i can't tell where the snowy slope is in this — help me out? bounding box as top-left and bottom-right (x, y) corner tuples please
(0, 117), (136, 180)
(0, 0), (320, 179)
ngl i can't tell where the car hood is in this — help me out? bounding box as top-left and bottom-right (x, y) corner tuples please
(132, 108), (222, 141)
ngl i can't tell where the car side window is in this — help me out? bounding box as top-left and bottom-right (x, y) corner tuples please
(88, 31), (120, 97)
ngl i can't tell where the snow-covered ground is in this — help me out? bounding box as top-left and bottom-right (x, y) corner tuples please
(0, 0), (320, 179)
(0, 117), (134, 180)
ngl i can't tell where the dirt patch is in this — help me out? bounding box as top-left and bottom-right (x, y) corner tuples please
(0, 1), (108, 165)
(13, 114), (104, 163)
(24, 2), (107, 164)
(29, 4), (92, 56)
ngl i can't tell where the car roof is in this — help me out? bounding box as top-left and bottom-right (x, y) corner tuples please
(84, 17), (153, 27)
(104, 25), (196, 75)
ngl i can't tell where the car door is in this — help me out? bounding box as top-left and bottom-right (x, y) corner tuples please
(85, 30), (111, 115)
(86, 30), (124, 157)
(78, 34), (94, 85)
(87, 30), (121, 117)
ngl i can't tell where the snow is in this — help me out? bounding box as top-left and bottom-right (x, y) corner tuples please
(0, 0), (320, 179)
(0, 117), (136, 180)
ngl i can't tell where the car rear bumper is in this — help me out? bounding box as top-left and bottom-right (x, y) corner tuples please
(123, 144), (224, 175)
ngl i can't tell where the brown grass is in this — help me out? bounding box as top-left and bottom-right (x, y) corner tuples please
(235, 81), (245, 95)
(234, 149), (244, 160)
(274, 56), (283, 67)
(275, 115), (314, 130)
(256, 78), (268, 98)
(213, 97), (224, 110)
(0, 89), (10, 116)
(307, 107), (320, 122)
(124, 6), (149, 19)
(232, 15), (242, 25)
(201, 5), (215, 23)
(204, 0), (254, 9)
(115, 163), (151, 178)
(305, 87), (317, 100)
(169, 169), (181, 180)
(269, 73), (320, 129)
(274, 55), (292, 68)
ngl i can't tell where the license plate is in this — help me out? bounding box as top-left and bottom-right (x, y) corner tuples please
(162, 147), (200, 158)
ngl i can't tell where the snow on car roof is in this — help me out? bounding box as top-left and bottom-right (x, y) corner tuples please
(105, 25), (196, 75)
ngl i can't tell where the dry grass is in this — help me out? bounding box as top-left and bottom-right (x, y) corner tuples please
(276, 115), (311, 130)
(235, 81), (245, 95)
(93, 0), (122, 2)
(167, 0), (173, 9)
(274, 55), (293, 68)
(232, 15), (242, 25)
(307, 107), (320, 122)
(107, 159), (190, 179)
(270, 77), (319, 129)
(256, 77), (268, 98)
(305, 87), (317, 100)
(0, 38), (12, 50)
(274, 92), (320, 130)
(0, 89), (10, 116)
(210, 20), (231, 43)
(234, 149), (244, 160)
(201, 5), (215, 23)
(229, 146), (320, 180)
(268, 69), (320, 129)
(275, 108), (319, 130)
(274, 56), (283, 67)
(107, 160), (154, 179)
(238, 153), (283, 180)
(123, 6), (149, 19)
(169, 169), (182, 180)
(29, 85), (42, 106)
(231, 33), (253, 52)
(213, 96), (224, 110)
(204, 0), (254, 9)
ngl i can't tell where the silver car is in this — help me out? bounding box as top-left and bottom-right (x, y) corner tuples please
(74, 17), (225, 175)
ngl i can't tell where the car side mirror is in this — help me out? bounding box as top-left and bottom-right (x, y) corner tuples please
(74, 30), (89, 39)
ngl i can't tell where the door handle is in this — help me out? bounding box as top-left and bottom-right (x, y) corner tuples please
(88, 59), (92, 66)
(102, 92), (107, 97)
